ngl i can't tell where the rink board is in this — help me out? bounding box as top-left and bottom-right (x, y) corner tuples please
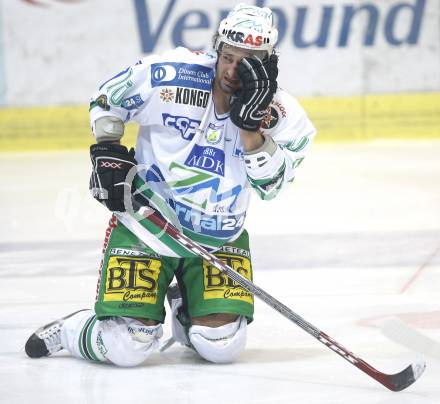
(0, 92), (439, 152)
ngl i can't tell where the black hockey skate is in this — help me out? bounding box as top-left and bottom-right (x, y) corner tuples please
(25, 310), (87, 358)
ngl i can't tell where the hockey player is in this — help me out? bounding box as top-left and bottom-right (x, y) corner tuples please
(25, 3), (316, 366)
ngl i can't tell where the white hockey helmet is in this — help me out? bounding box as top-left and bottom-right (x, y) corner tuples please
(214, 3), (278, 58)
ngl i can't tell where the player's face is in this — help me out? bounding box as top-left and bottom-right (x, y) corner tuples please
(215, 47), (256, 95)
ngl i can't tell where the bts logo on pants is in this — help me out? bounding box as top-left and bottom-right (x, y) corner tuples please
(203, 253), (253, 304)
(103, 256), (161, 304)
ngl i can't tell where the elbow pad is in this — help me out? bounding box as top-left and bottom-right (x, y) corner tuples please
(243, 133), (284, 179)
(93, 116), (125, 143)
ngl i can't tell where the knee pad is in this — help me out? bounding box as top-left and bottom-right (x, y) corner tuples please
(189, 316), (247, 364)
(99, 317), (163, 367)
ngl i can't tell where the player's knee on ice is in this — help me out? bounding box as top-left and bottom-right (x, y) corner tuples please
(99, 317), (163, 367)
(61, 311), (163, 367)
(189, 316), (247, 364)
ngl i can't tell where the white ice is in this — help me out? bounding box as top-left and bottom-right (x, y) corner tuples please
(1, 141), (439, 403)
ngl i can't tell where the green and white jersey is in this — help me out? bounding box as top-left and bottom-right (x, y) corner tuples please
(90, 47), (316, 256)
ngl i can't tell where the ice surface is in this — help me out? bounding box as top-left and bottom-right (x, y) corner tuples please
(1, 142), (439, 403)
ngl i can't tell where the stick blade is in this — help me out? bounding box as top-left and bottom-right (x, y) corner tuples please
(384, 360), (426, 391)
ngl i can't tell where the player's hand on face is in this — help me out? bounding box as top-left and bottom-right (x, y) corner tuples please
(230, 54), (279, 132)
(262, 54), (279, 83)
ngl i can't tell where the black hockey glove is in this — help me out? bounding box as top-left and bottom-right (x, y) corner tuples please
(230, 54), (278, 132)
(89, 143), (137, 212)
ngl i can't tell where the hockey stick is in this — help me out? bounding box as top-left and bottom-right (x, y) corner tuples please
(116, 199), (426, 391)
(382, 317), (440, 360)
